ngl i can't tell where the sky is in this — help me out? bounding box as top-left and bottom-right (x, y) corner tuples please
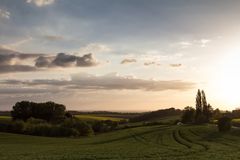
(1, 0), (240, 111)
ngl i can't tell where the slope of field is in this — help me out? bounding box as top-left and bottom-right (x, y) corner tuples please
(74, 114), (125, 121)
(1, 124), (240, 160)
(130, 108), (182, 122)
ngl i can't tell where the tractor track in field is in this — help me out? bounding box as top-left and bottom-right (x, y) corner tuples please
(188, 129), (240, 149)
(156, 133), (167, 146)
(172, 130), (191, 149)
(178, 130), (209, 151)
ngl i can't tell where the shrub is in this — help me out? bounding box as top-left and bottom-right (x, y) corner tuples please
(181, 106), (195, 124)
(218, 116), (232, 132)
(61, 118), (93, 136)
(9, 120), (25, 133)
(27, 117), (47, 124)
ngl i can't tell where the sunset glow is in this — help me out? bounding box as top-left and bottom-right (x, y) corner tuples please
(1, 0), (240, 111)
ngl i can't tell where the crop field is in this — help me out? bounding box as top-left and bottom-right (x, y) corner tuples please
(1, 124), (240, 160)
(74, 114), (125, 121)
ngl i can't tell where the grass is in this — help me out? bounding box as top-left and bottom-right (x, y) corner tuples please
(1, 124), (240, 159)
(0, 116), (11, 123)
(74, 114), (125, 121)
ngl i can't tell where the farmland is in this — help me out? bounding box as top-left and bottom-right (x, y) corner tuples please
(1, 124), (240, 160)
(74, 114), (125, 121)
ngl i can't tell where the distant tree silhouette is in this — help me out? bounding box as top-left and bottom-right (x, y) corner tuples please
(195, 89), (203, 123)
(194, 89), (213, 124)
(212, 108), (221, 119)
(181, 106), (195, 123)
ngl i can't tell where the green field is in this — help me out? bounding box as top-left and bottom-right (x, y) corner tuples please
(1, 124), (240, 160)
(74, 114), (125, 121)
(0, 116), (11, 123)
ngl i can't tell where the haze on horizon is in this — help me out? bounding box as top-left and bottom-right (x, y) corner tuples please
(0, 0), (240, 111)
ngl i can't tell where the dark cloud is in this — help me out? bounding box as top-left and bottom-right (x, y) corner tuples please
(143, 61), (161, 66)
(0, 65), (36, 74)
(35, 56), (51, 67)
(0, 47), (100, 73)
(121, 58), (137, 64)
(1, 73), (195, 92)
(52, 53), (76, 67)
(76, 53), (98, 67)
(0, 47), (42, 65)
(35, 53), (99, 68)
(170, 64), (182, 67)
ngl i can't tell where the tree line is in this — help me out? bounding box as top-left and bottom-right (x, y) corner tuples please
(182, 89), (213, 124)
(0, 101), (120, 137)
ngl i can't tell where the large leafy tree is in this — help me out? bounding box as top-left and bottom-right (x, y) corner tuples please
(11, 101), (66, 122)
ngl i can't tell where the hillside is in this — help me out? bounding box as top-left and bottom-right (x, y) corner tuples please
(130, 108), (182, 122)
(1, 124), (240, 160)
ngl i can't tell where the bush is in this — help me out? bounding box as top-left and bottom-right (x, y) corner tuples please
(61, 118), (93, 136)
(181, 106), (195, 124)
(9, 120), (25, 133)
(24, 123), (51, 136)
(218, 116), (232, 132)
(27, 117), (47, 124)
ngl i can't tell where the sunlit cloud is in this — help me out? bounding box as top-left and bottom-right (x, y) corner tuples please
(0, 9), (10, 19)
(26, 0), (55, 7)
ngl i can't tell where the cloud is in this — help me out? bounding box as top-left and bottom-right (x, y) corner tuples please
(76, 53), (99, 67)
(121, 58), (137, 64)
(0, 47), (100, 73)
(0, 87), (55, 95)
(1, 37), (33, 50)
(35, 56), (52, 67)
(170, 64), (182, 67)
(0, 65), (37, 74)
(0, 47), (42, 64)
(1, 73), (195, 92)
(52, 53), (77, 67)
(35, 53), (99, 68)
(43, 35), (64, 41)
(26, 0), (55, 7)
(0, 9), (10, 19)
(144, 61), (160, 66)
(179, 41), (192, 49)
(199, 39), (211, 48)
(78, 43), (112, 55)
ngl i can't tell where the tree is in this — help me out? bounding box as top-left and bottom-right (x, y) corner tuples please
(11, 101), (66, 122)
(218, 116), (232, 132)
(213, 108), (221, 120)
(195, 89), (203, 124)
(181, 106), (195, 123)
(202, 90), (208, 116)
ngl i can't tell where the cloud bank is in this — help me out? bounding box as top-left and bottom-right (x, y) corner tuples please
(1, 73), (195, 92)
